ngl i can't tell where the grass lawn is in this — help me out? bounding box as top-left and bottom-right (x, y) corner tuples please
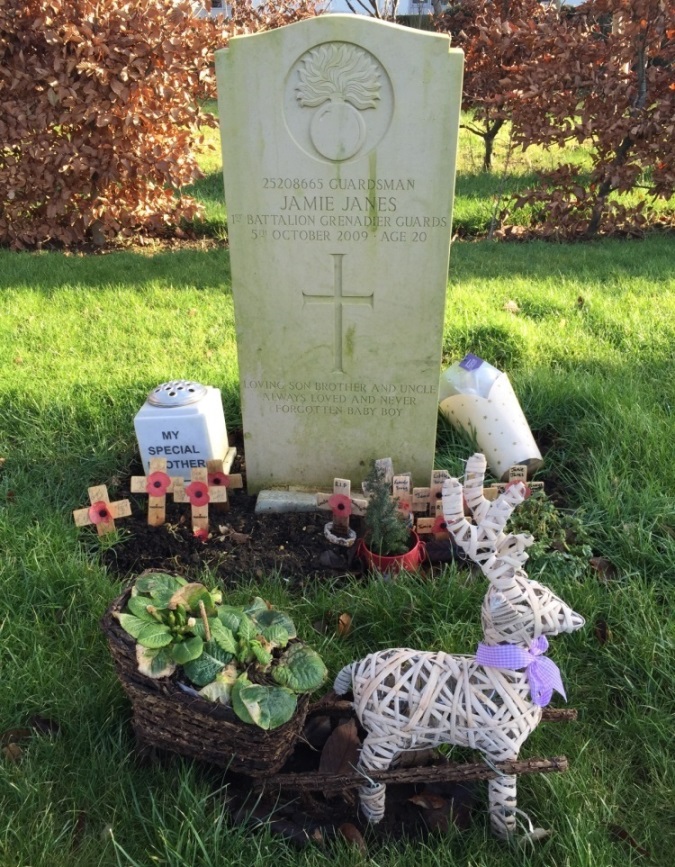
(1, 119), (674, 866)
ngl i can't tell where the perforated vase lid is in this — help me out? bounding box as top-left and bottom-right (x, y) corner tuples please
(146, 380), (207, 408)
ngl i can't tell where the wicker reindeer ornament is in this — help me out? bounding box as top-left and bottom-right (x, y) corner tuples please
(334, 453), (584, 838)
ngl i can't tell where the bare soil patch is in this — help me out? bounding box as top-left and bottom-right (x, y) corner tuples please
(99, 443), (457, 586)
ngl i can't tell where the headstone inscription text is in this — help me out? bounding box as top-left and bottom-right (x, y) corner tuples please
(216, 16), (463, 491)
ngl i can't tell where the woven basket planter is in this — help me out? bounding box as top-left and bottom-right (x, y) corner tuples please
(101, 591), (309, 776)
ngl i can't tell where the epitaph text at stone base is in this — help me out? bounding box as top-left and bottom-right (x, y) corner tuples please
(216, 15), (463, 492)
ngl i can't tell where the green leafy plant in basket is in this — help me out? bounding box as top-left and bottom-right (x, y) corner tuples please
(115, 573), (327, 730)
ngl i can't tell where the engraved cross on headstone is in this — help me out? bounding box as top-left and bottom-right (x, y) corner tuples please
(302, 253), (374, 374)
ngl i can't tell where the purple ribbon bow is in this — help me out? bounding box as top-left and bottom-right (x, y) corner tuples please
(476, 635), (566, 707)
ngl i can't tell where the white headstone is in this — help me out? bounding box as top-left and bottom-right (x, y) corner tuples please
(216, 15), (463, 492)
(134, 381), (229, 481)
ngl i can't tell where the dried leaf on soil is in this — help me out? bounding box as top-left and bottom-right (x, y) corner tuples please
(319, 719), (360, 778)
(410, 783), (475, 832)
(217, 525), (251, 544)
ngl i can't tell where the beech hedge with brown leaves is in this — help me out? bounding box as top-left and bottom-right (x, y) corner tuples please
(3, 0), (671, 246)
(438, 0), (674, 238)
(436, 0), (544, 172)
(504, 0), (675, 238)
(0, 0), (226, 247)
(0, 0), (321, 248)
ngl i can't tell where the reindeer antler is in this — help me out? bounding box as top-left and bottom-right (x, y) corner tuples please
(442, 453), (533, 573)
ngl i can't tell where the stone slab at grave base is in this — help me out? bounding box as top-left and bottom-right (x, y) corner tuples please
(216, 15), (463, 492)
(255, 490), (321, 515)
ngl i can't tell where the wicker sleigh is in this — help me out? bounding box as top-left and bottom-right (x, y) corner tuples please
(101, 591), (310, 776)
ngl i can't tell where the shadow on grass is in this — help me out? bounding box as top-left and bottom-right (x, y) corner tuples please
(2, 235), (671, 298)
(448, 234), (674, 287)
(454, 168), (545, 202)
(0, 247), (232, 294)
(0, 379), (242, 509)
(186, 170), (225, 206)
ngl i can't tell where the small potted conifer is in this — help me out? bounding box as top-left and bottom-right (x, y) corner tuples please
(359, 461), (425, 574)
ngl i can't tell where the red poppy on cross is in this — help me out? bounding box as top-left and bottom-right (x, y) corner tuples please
(173, 467), (229, 533)
(130, 458), (180, 526)
(73, 485), (131, 536)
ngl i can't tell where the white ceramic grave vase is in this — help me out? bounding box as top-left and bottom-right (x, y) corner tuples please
(134, 380), (229, 481)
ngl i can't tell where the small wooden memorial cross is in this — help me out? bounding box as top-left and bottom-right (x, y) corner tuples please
(392, 474), (413, 518)
(130, 458), (179, 527)
(173, 467), (229, 533)
(483, 464), (545, 501)
(323, 479), (352, 537)
(206, 455), (243, 513)
(316, 478), (367, 541)
(430, 469), (451, 516)
(415, 468), (450, 536)
(73, 485), (131, 536)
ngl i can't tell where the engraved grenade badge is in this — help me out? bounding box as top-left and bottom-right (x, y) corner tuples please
(295, 44), (381, 162)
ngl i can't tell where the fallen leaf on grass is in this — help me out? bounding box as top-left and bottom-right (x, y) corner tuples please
(1, 717), (61, 758)
(608, 824), (651, 859)
(337, 823), (367, 856)
(2, 743), (23, 763)
(594, 618), (612, 645)
(589, 556), (618, 581)
(337, 612), (352, 637)
(1, 728), (31, 746)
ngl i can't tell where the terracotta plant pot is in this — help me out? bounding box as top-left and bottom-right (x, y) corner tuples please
(358, 531), (426, 575)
